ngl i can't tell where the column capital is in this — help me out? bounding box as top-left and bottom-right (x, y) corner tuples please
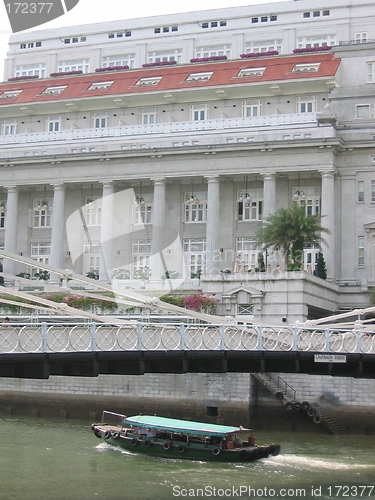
(151, 177), (166, 186)
(319, 167), (337, 178)
(51, 183), (66, 191)
(205, 175), (220, 184)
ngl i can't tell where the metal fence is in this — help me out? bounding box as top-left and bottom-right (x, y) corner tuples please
(0, 322), (374, 354)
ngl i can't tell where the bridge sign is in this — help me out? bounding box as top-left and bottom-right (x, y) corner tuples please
(314, 354), (347, 363)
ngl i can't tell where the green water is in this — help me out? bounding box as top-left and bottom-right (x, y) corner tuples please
(1, 415), (374, 500)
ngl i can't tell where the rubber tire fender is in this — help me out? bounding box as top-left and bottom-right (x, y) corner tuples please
(301, 401), (310, 411)
(131, 437), (139, 447)
(94, 429), (102, 439)
(275, 391), (284, 401)
(163, 441), (171, 451)
(271, 444), (281, 456)
(104, 430), (111, 439)
(294, 401), (302, 411)
(112, 432), (120, 440)
(177, 445), (186, 454)
(239, 449), (249, 461)
(307, 407), (316, 417)
(212, 447), (221, 456)
(285, 402), (295, 411)
(313, 413), (322, 424)
(144, 439), (152, 448)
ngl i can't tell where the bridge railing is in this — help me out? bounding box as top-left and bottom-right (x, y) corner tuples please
(0, 323), (374, 354)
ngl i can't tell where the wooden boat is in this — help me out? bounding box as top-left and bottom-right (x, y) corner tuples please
(91, 411), (281, 462)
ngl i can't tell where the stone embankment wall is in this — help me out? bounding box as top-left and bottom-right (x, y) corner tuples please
(0, 373), (374, 432)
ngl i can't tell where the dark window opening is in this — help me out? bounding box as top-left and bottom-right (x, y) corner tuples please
(207, 406), (218, 417)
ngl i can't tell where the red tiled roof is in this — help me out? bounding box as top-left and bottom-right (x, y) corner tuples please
(0, 53), (340, 106)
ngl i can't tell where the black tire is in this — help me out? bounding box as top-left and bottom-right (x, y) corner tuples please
(307, 407), (316, 417)
(239, 449), (249, 461)
(275, 391), (284, 400)
(112, 432), (120, 439)
(177, 445), (186, 454)
(104, 430), (111, 439)
(94, 429), (102, 439)
(144, 439), (152, 448)
(163, 441), (171, 451)
(313, 413), (322, 424)
(131, 438), (139, 447)
(285, 402), (294, 411)
(212, 447), (221, 456)
(301, 401), (310, 411)
(294, 401), (302, 411)
(247, 449), (257, 461)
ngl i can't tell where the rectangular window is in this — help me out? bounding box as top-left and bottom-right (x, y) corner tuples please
(102, 54), (135, 69)
(15, 63), (46, 78)
(30, 243), (51, 272)
(355, 32), (367, 43)
(313, 11), (320, 17)
(33, 199), (52, 227)
(358, 180), (365, 202)
(41, 86), (67, 96)
(186, 72), (213, 82)
(356, 104), (370, 118)
(368, 62), (375, 83)
(132, 240), (151, 278)
(140, 108), (158, 125)
(2, 120), (17, 135)
(85, 198), (102, 226)
(358, 236), (365, 266)
(135, 77), (162, 86)
(183, 238), (206, 278)
(236, 238), (259, 269)
(0, 90), (22, 99)
(185, 192), (207, 222)
(57, 59), (90, 74)
(293, 63), (320, 73)
(83, 242), (100, 275)
(87, 81), (113, 91)
(242, 100), (262, 117)
(371, 181), (375, 202)
(190, 104), (209, 121)
(238, 68), (265, 78)
(251, 17), (258, 23)
(92, 113), (108, 128)
(46, 116), (62, 132)
(297, 96), (316, 113)
(237, 189), (263, 221)
(133, 204), (152, 224)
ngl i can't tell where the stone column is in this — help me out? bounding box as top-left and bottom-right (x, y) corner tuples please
(99, 182), (114, 281)
(320, 169), (336, 280)
(150, 178), (166, 280)
(262, 173), (276, 219)
(3, 186), (19, 276)
(49, 184), (65, 280)
(205, 176), (220, 275)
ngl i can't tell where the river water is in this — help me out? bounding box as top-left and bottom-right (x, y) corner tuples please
(1, 415), (374, 500)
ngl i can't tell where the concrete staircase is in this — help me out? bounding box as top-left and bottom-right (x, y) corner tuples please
(251, 372), (348, 434)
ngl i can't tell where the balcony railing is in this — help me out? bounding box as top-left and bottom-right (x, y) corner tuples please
(0, 113), (319, 147)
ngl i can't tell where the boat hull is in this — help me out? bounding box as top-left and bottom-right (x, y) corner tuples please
(92, 425), (280, 463)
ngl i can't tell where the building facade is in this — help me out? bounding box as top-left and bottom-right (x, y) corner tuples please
(1, 0), (375, 324)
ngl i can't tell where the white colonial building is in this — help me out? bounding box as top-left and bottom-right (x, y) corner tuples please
(0, 0), (375, 324)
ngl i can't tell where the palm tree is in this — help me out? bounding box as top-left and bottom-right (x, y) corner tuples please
(256, 202), (330, 269)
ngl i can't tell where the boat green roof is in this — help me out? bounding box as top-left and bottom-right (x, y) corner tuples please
(123, 415), (252, 437)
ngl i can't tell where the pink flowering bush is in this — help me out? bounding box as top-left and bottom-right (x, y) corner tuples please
(183, 294), (219, 313)
(142, 61), (177, 67)
(292, 46), (332, 53)
(190, 56), (227, 63)
(50, 71), (83, 77)
(239, 50), (278, 58)
(95, 66), (129, 72)
(8, 75), (39, 81)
